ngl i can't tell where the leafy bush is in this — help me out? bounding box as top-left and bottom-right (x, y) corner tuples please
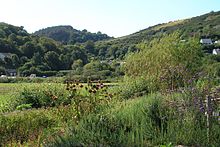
(64, 80), (113, 120)
(117, 76), (158, 99)
(17, 84), (69, 108)
(16, 103), (32, 110)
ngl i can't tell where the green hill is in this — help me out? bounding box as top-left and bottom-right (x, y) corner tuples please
(95, 11), (220, 59)
(34, 25), (112, 44)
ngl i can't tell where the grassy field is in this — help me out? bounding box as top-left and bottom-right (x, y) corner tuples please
(0, 81), (219, 146)
(0, 83), (20, 113)
(0, 83), (64, 113)
(0, 81), (117, 146)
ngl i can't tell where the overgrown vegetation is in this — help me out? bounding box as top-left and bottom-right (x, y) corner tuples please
(0, 11), (220, 146)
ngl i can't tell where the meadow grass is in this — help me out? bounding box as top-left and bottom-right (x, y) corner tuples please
(0, 83), (66, 113)
(0, 81), (219, 146)
(0, 81), (115, 146)
(45, 91), (220, 147)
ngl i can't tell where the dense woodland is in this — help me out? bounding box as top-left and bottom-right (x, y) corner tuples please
(0, 23), (121, 79)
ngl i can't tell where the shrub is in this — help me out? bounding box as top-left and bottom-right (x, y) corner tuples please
(17, 84), (69, 108)
(16, 103), (32, 110)
(64, 80), (112, 121)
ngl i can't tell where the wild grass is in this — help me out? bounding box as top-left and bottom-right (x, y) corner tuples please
(0, 77), (219, 146)
(46, 92), (220, 146)
(0, 83), (66, 113)
(0, 81), (116, 146)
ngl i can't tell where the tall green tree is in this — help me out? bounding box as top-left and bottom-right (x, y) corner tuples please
(124, 32), (203, 90)
(44, 51), (61, 70)
(71, 59), (83, 70)
(85, 40), (95, 54)
(20, 42), (37, 58)
(32, 52), (43, 65)
(11, 54), (20, 68)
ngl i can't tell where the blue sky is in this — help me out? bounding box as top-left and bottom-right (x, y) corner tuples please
(0, 0), (219, 37)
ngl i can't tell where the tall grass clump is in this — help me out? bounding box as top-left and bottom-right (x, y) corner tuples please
(115, 76), (158, 99)
(0, 109), (56, 146)
(0, 95), (20, 113)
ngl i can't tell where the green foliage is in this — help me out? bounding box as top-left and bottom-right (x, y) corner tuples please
(18, 84), (69, 108)
(16, 103), (32, 110)
(0, 95), (19, 113)
(117, 76), (156, 99)
(34, 25), (111, 44)
(0, 77), (63, 83)
(64, 80), (112, 121)
(125, 32), (202, 76)
(202, 54), (220, 78)
(0, 23), (92, 77)
(0, 78), (219, 146)
(20, 42), (38, 58)
(44, 51), (61, 70)
(71, 59), (83, 71)
(0, 11), (220, 146)
(1, 11), (219, 79)
(68, 60), (117, 81)
(84, 40), (95, 54)
(124, 32), (203, 92)
(0, 66), (6, 74)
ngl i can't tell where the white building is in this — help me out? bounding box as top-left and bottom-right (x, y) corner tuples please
(212, 48), (220, 55)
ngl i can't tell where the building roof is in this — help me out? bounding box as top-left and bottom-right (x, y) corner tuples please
(200, 39), (213, 44)
(5, 69), (16, 73)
